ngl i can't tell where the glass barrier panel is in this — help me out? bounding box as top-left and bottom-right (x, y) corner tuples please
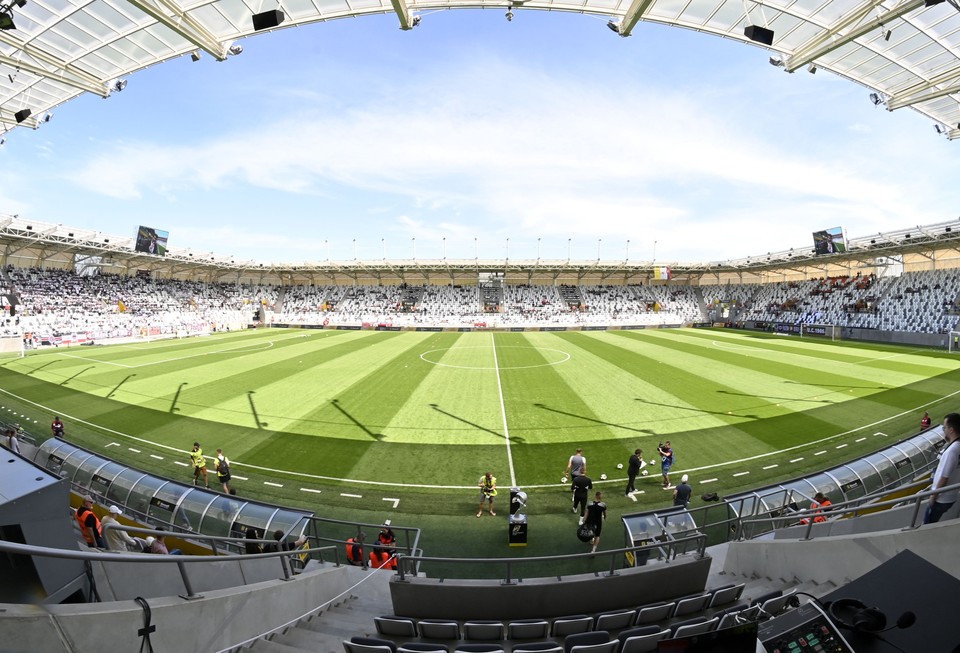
(106, 467), (150, 513)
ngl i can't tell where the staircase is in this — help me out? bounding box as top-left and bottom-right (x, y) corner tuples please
(246, 567), (393, 653)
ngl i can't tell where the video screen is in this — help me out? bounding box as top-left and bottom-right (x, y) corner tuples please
(812, 226), (846, 255)
(134, 226), (169, 256)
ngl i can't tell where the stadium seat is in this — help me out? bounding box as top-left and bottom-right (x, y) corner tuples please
(511, 643), (563, 653)
(749, 590), (782, 609)
(758, 589), (797, 617)
(452, 645), (505, 653)
(594, 609), (636, 631)
(462, 621), (505, 640)
(551, 615), (593, 637)
(670, 592), (711, 618)
(344, 636), (399, 653)
(715, 603), (750, 630)
(617, 626), (670, 653)
(375, 616), (419, 638)
(706, 582), (745, 608)
(507, 619), (551, 640)
(634, 602), (674, 625)
(569, 641), (618, 653)
(670, 616), (718, 638)
(419, 620), (461, 640)
(398, 644), (449, 653)
(564, 631), (611, 653)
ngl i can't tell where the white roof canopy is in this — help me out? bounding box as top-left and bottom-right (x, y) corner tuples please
(0, 0), (958, 137)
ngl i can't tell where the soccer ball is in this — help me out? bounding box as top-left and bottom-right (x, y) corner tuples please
(616, 463), (623, 469)
(561, 476), (568, 484)
(642, 469), (649, 476)
(600, 473), (607, 480)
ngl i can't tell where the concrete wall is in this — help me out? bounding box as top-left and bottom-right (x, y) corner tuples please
(723, 517), (960, 587)
(0, 563), (354, 653)
(390, 555), (712, 620)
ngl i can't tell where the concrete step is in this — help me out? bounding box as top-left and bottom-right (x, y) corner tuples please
(247, 637), (314, 653)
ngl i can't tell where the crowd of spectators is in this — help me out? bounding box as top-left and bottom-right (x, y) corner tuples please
(2, 265), (959, 342)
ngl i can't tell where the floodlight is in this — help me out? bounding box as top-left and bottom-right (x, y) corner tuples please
(111, 79), (127, 92)
(869, 92), (882, 106)
(228, 43), (243, 55)
(190, 50), (201, 62)
(769, 56), (785, 67)
(0, 11), (14, 30)
(411, 15), (420, 26)
(606, 20), (620, 34)
(807, 63), (817, 74)
(505, 8), (513, 21)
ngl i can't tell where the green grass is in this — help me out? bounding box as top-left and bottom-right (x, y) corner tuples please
(1, 327), (956, 562)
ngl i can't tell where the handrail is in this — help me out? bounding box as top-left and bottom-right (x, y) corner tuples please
(394, 531), (708, 583)
(0, 536), (340, 601)
(738, 477), (960, 540)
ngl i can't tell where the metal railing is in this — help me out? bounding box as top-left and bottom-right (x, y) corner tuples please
(737, 477), (960, 541)
(393, 531), (707, 584)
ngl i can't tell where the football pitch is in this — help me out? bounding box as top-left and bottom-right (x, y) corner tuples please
(1, 326), (958, 558)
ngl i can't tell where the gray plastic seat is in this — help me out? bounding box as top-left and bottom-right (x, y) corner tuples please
(706, 582), (746, 608)
(563, 631), (610, 653)
(375, 616), (418, 638)
(634, 602), (674, 625)
(551, 615), (593, 637)
(507, 619), (551, 640)
(617, 626), (670, 653)
(419, 620), (461, 640)
(670, 593), (711, 618)
(462, 621), (505, 641)
(511, 644), (562, 653)
(397, 644), (449, 653)
(594, 609), (636, 631)
(344, 637), (399, 653)
(671, 616), (718, 638)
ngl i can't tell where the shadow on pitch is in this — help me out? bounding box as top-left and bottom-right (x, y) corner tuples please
(535, 403), (653, 433)
(633, 397), (760, 420)
(717, 389), (831, 404)
(429, 404), (522, 442)
(107, 373), (137, 399)
(331, 398), (384, 441)
(60, 366), (94, 387)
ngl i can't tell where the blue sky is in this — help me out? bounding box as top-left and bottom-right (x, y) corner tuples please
(2, 10), (957, 265)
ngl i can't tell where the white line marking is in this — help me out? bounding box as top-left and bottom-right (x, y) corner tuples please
(106, 442), (119, 448)
(852, 348), (926, 365)
(264, 481), (284, 488)
(174, 461), (189, 467)
(300, 488), (323, 494)
(814, 450), (827, 456)
(875, 431), (888, 437)
(383, 497), (400, 508)
(701, 478), (718, 484)
(790, 458), (804, 463)
(232, 475), (248, 481)
(341, 493), (362, 498)
(491, 333), (517, 486)
(128, 448), (140, 453)
(763, 464), (778, 470)
(855, 437), (867, 443)
(836, 444), (848, 449)
(149, 454), (163, 460)
(732, 471), (750, 477)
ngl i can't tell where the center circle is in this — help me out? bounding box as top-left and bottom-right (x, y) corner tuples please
(419, 345), (571, 370)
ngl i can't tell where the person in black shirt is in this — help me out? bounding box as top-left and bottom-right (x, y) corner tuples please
(584, 492), (607, 553)
(572, 474), (593, 524)
(625, 448), (643, 495)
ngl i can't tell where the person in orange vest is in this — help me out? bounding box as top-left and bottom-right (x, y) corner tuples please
(346, 531), (366, 566)
(75, 495), (105, 548)
(799, 492), (832, 525)
(370, 522), (397, 570)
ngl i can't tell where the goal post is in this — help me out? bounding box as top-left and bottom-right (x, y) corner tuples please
(949, 331), (960, 353)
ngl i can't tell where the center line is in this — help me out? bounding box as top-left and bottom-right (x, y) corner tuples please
(491, 333), (517, 486)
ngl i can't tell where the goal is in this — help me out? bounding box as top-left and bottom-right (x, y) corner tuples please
(799, 324), (840, 341)
(949, 331), (960, 353)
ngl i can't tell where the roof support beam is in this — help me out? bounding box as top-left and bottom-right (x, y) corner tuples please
(0, 48), (108, 97)
(886, 74), (960, 110)
(390, 0), (416, 30)
(617, 0), (658, 37)
(784, 0), (924, 72)
(123, 0), (231, 60)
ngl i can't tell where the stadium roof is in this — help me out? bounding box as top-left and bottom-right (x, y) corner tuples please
(3, 214), (960, 279)
(0, 0), (959, 138)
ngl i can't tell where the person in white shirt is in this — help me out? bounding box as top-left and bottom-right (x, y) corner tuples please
(924, 413), (960, 524)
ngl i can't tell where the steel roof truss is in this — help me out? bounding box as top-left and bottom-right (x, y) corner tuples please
(123, 0), (230, 60)
(784, 0), (924, 72)
(0, 47), (108, 97)
(390, 0), (416, 30)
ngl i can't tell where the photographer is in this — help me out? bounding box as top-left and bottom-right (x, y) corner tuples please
(477, 471), (497, 518)
(658, 441), (674, 489)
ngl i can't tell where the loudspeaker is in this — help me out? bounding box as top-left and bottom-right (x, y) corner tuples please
(14, 108), (31, 123)
(744, 25), (775, 46)
(252, 9), (285, 30)
(827, 599), (887, 633)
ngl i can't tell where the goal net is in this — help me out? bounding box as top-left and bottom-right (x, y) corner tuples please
(949, 331), (960, 353)
(799, 324), (840, 340)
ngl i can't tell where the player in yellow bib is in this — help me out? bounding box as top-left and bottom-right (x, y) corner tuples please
(189, 442), (210, 488)
(477, 471), (497, 517)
